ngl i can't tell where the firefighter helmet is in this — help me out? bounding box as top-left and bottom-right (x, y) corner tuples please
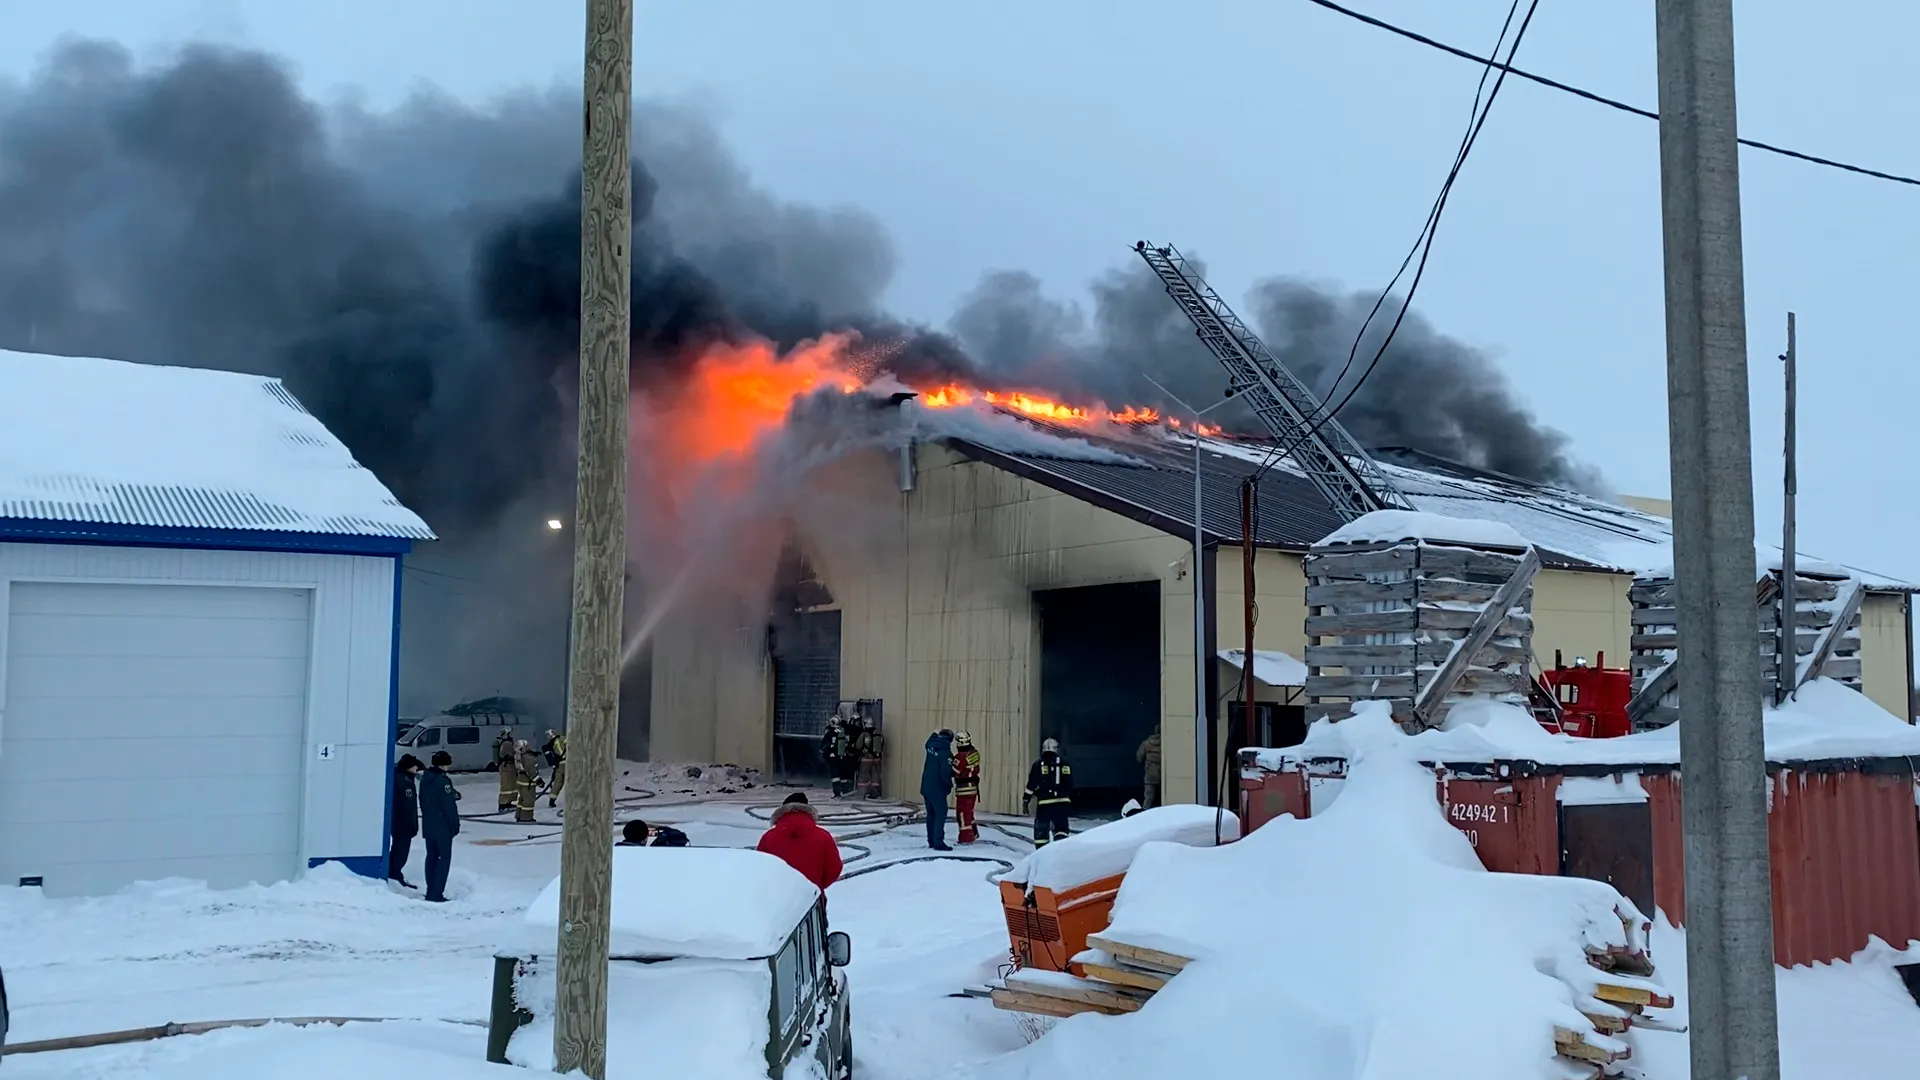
(1041, 737), (1060, 754)
(954, 731), (973, 746)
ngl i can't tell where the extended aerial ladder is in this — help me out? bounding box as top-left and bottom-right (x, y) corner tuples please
(1132, 242), (1413, 521)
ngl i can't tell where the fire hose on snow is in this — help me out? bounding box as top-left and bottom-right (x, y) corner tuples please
(0, 1015), (484, 1058)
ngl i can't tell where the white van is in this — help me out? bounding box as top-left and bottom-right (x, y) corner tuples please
(395, 698), (539, 772)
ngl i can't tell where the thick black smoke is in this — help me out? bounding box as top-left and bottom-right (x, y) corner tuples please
(947, 262), (1600, 491)
(0, 40), (1595, 719)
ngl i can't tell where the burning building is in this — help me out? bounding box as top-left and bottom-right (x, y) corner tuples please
(642, 377), (1919, 816)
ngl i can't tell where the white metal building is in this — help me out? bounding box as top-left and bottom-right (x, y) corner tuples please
(0, 350), (433, 898)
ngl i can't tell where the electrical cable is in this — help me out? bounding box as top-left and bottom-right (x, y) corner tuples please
(1263, 0), (1542, 473)
(1300, 0), (1920, 188)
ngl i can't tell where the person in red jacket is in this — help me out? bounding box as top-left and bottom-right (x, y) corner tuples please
(756, 792), (844, 916)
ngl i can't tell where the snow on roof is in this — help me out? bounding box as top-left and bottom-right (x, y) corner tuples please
(522, 847), (819, 961)
(510, 956), (774, 1079)
(1002, 805), (1240, 891)
(1253, 678), (1920, 771)
(996, 713), (1650, 1080)
(0, 349), (433, 540)
(1219, 648), (1308, 687)
(1319, 508), (1529, 550)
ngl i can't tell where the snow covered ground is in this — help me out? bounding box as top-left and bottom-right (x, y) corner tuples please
(1, 760), (1916, 1078)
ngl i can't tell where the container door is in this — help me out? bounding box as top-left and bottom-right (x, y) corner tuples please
(1559, 801), (1656, 917)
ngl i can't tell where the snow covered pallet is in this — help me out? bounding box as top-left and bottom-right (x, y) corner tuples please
(988, 936), (1181, 1019)
(1552, 907), (1683, 1078)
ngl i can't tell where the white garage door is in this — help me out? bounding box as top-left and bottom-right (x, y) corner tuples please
(0, 581), (313, 898)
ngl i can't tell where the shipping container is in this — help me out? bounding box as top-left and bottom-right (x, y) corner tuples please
(1240, 750), (1920, 967)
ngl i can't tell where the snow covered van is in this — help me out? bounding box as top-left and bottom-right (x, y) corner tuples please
(489, 847), (852, 1079)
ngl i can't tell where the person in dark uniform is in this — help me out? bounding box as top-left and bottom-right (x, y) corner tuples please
(418, 750), (462, 902)
(920, 729), (954, 851)
(1023, 737), (1074, 846)
(389, 754), (425, 887)
(821, 717), (856, 798)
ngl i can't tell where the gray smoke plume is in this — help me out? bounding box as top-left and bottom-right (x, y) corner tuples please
(948, 261), (1601, 491)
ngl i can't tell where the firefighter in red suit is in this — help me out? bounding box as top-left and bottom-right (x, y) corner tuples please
(756, 792), (844, 918)
(952, 732), (982, 844)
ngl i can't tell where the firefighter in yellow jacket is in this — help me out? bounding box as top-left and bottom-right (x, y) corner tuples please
(951, 732), (981, 844)
(542, 729), (567, 807)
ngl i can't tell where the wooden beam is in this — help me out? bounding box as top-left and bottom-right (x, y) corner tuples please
(1626, 662), (1680, 725)
(1413, 547), (1540, 723)
(1305, 579), (1417, 607)
(1077, 960), (1171, 992)
(1084, 935), (1191, 974)
(1003, 973), (1150, 1013)
(989, 988), (1115, 1018)
(1796, 580), (1866, 690)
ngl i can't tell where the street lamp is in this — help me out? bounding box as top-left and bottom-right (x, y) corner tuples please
(546, 518), (565, 531)
(1142, 375), (1235, 806)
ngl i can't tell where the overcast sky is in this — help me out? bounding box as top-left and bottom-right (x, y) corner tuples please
(5, 0), (1915, 585)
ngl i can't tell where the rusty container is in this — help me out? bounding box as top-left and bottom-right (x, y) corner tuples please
(1239, 749), (1920, 967)
(1000, 872), (1127, 974)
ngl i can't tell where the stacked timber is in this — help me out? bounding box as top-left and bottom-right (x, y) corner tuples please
(991, 916), (1683, 1078)
(1302, 537), (1542, 732)
(1628, 570), (1864, 729)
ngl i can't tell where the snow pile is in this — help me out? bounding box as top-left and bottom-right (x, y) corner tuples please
(28, 1020), (515, 1080)
(1255, 677), (1920, 770)
(973, 706), (1650, 1080)
(0, 349), (433, 538)
(508, 956), (775, 1080)
(1002, 806), (1241, 892)
(1219, 648), (1309, 687)
(1319, 508), (1529, 550)
(521, 847), (817, 960)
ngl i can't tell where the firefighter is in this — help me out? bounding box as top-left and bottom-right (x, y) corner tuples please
(821, 717), (856, 798)
(514, 739), (541, 823)
(951, 732), (981, 844)
(495, 728), (519, 813)
(1135, 729), (1162, 809)
(543, 729), (568, 807)
(855, 716), (885, 800)
(1023, 737), (1073, 846)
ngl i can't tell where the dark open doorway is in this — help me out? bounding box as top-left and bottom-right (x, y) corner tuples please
(1037, 581), (1161, 813)
(771, 609), (841, 779)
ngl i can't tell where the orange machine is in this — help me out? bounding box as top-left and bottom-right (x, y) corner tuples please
(999, 872), (1126, 975)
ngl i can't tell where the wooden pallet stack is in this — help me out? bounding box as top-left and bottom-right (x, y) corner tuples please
(989, 912), (1682, 1078)
(1301, 536), (1542, 732)
(1628, 569), (1864, 730)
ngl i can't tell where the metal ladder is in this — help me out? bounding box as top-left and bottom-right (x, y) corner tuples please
(1134, 242), (1413, 522)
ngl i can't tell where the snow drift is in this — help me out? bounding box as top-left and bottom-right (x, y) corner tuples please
(968, 705), (1652, 1080)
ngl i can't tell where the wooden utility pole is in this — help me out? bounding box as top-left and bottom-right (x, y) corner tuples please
(553, 0), (632, 1076)
(1652, 1), (1782, 1076)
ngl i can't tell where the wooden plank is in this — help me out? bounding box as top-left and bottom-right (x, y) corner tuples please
(1817, 656), (1863, 682)
(1416, 545), (1527, 579)
(1638, 705), (1681, 729)
(1412, 578), (1507, 605)
(1306, 610), (1417, 636)
(1306, 674), (1418, 700)
(1415, 548), (1540, 722)
(1077, 960), (1170, 992)
(1591, 982), (1675, 1009)
(989, 987), (1115, 1018)
(1625, 662), (1680, 725)
(1303, 545), (1416, 577)
(1304, 579), (1417, 607)
(1085, 935), (1191, 974)
(1306, 642), (1531, 670)
(1554, 1026), (1625, 1066)
(1786, 576), (1842, 602)
(1003, 973), (1149, 1012)
(1418, 607), (1534, 635)
(1755, 606), (1834, 630)
(1629, 580), (1676, 605)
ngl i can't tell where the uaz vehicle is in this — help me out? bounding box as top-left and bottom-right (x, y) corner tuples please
(489, 846), (852, 1079)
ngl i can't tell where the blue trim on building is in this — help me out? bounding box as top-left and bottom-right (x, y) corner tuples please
(380, 553), (404, 879)
(0, 517), (416, 557)
(311, 855), (387, 879)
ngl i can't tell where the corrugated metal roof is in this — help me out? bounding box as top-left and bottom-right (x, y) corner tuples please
(0, 350), (434, 541)
(944, 417), (1917, 588)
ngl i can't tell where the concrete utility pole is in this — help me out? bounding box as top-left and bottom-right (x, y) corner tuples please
(553, 0), (632, 1076)
(1651, 2), (1782, 1078)
(1778, 313), (1797, 704)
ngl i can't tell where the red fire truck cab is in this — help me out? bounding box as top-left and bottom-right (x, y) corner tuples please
(1536, 651), (1633, 739)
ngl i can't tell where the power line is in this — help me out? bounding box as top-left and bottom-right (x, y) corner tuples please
(1301, 0), (1920, 188)
(1258, 0), (1540, 479)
